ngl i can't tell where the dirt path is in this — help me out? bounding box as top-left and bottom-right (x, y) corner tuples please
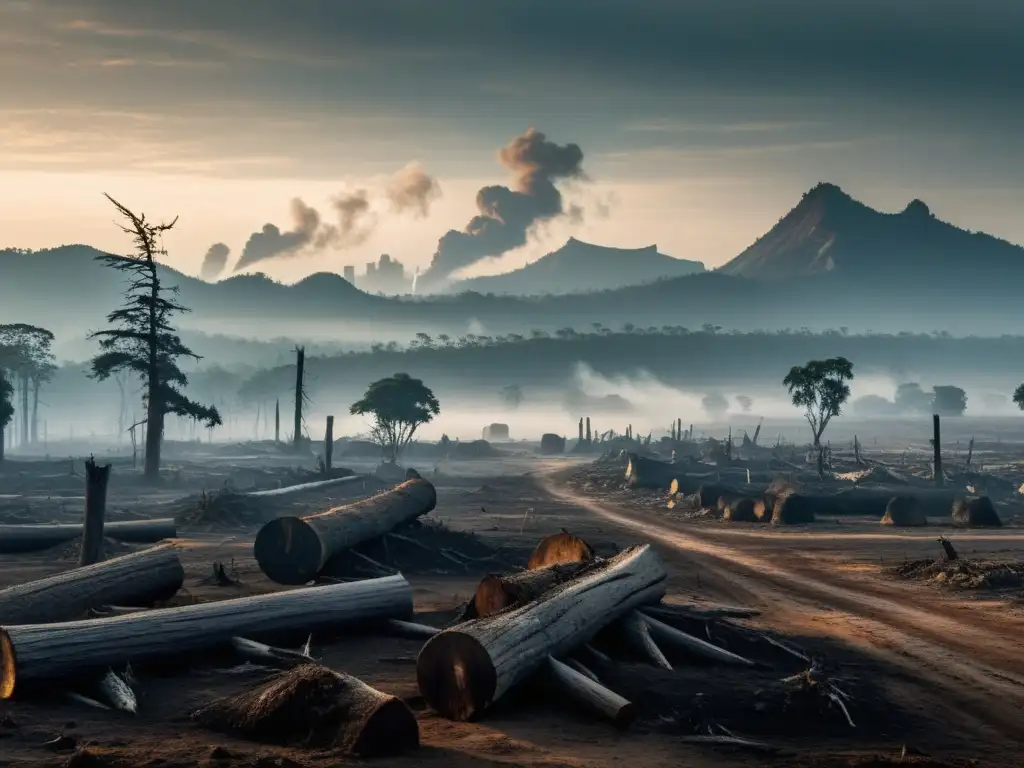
(542, 476), (1024, 761)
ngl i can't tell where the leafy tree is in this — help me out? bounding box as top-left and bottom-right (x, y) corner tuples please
(783, 357), (854, 447)
(500, 384), (524, 409)
(735, 395), (753, 412)
(932, 385), (967, 416)
(0, 369), (13, 461)
(1013, 384), (1024, 412)
(350, 373), (440, 464)
(701, 392), (729, 418)
(0, 324), (55, 446)
(88, 195), (221, 480)
(894, 382), (932, 413)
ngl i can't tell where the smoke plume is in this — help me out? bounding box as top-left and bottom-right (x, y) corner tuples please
(332, 189), (376, 246)
(200, 242), (230, 280)
(234, 198), (324, 272)
(420, 129), (585, 285)
(387, 163), (442, 217)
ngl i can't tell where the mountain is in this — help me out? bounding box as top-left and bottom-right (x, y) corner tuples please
(718, 182), (1024, 282)
(451, 237), (705, 295)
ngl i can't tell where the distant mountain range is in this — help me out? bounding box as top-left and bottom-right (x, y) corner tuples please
(450, 238), (704, 295)
(719, 182), (1024, 282)
(4, 183), (1024, 353)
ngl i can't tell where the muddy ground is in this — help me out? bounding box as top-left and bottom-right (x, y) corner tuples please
(0, 447), (1022, 768)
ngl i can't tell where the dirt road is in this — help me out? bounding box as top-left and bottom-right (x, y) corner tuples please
(542, 475), (1024, 762)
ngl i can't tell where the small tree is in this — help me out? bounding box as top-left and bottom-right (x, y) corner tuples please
(932, 385), (967, 416)
(701, 392), (729, 419)
(1013, 384), (1024, 412)
(783, 357), (854, 447)
(350, 373), (440, 464)
(89, 194), (222, 480)
(894, 382), (932, 413)
(500, 384), (524, 410)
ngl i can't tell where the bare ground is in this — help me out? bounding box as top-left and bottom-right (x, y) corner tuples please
(0, 454), (1021, 767)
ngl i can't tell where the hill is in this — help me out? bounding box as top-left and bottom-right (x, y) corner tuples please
(451, 237), (705, 295)
(719, 182), (1024, 282)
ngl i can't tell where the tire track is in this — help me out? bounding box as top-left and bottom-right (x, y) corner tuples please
(542, 479), (1024, 743)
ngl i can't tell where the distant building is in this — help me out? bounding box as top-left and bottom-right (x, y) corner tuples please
(343, 265), (355, 283)
(353, 254), (412, 294)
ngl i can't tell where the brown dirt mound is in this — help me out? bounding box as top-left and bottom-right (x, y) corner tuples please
(881, 496), (927, 527)
(51, 535), (138, 561)
(951, 496), (1001, 527)
(172, 489), (269, 529)
(893, 558), (1024, 591)
(772, 492), (816, 525)
(193, 663), (419, 757)
(722, 497), (758, 522)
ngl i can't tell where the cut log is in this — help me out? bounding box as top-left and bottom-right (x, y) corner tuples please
(626, 453), (684, 490)
(547, 656), (636, 728)
(193, 663), (419, 757)
(880, 496), (927, 527)
(526, 531), (595, 569)
(416, 544), (666, 721)
(0, 573), (412, 697)
(0, 543), (185, 625)
(231, 637), (312, 669)
(79, 458), (112, 567)
(636, 610), (754, 667)
(0, 518), (177, 554)
(619, 612), (671, 670)
(465, 561), (594, 620)
(254, 478), (437, 585)
(247, 475), (360, 498)
(951, 496), (1001, 527)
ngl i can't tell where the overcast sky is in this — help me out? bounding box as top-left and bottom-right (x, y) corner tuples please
(2, 0), (1021, 282)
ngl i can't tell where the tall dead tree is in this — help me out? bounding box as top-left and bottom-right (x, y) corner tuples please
(325, 415), (334, 472)
(275, 399), (280, 442)
(80, 457), (112, 566)
(293, 346), (306, 449)
(932, 414), (943, 487)
(578, 418), (583, 443)
(87, 195), (221, 480)
(585, 417), (592, 444)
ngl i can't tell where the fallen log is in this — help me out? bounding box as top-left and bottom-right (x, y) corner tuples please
(0, 543), (185, 625)
(416, 544), (666, 721)
(463, 560), (594, 620)
(0, 573), (412, 697)
(526, 531), (595, 569)
(0, 518), (177, 554)
(547, 656), (636, 728)
(619, 612), (672, 670)
(636, 610), (754, 667)
(230, 636), (313, 669)
(193, 663), (419, 757)
(247, 475), (361, 498)
(254, 478), (437, 585)
(626, 453), (685, 490)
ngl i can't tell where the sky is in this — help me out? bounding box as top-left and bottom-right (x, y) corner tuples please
(1, 0), (1022, 284)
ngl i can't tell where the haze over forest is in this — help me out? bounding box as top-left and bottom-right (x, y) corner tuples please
(2, 0), (1023, 450)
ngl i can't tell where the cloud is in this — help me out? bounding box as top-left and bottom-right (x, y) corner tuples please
(199, 242), (230, 279)
(386, 162), (441, 217)
(421, 128), (585, 284)
(234, 197), (324, 271)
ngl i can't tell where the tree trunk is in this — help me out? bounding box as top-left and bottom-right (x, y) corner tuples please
(293, 347), (305, 449)
(274, 398), (280, 442)
(247, 474), (360, 498)
(0, 542), (184, 625)
(933, 413), (943, 487)
(462, 561), (594, 620)
(20, 372), (29, 447)
(546, 656), (636, 728)
(0, 573), (412, 698)
(527, 531), (595, 569)
(254, 477), (437, 585)
(416, 545), (666, 721)
(30, 378), (39, 446)
(143, 397), (163, 481)
(0, 518), (176, 554)
(79, 458), (112, 567)
(0, 424), (5, 462)
(194, 663), (420, 757)
(325, 415), (334, 472)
